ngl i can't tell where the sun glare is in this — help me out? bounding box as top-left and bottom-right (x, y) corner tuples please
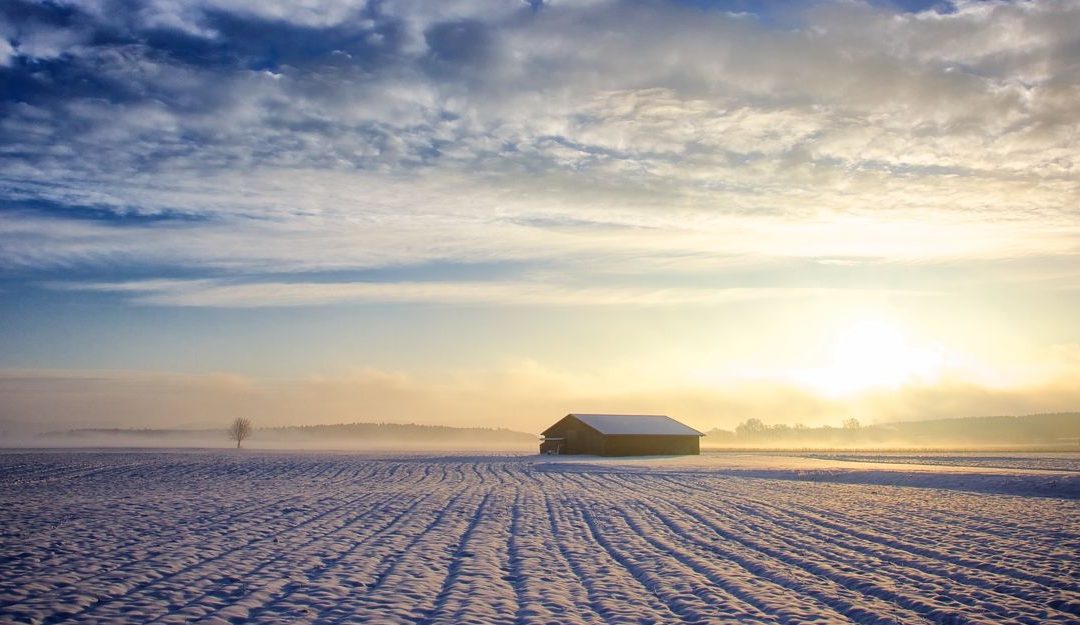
(799, 319), (944, 397)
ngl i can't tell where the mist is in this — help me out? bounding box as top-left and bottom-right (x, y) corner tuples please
(12, 422), (538, 453)
(703, 413), (1080, 451)
(4, 367), (1080, 442)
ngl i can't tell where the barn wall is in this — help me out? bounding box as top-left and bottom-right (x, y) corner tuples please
(540, 416), (702, 455)
(571, 422), (607, 455)
(601, 435), (700, 456)
(539, 439), (563, 454)
(540, 416), (606, 455)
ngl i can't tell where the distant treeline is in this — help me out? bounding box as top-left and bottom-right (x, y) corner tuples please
(40, 428), (210, 439)
(39, 422), (537, 447)
(258, 422), (536, 443)
(704, 413), (1080, 448)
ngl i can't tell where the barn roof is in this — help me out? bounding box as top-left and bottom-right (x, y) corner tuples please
(562, 414), (704, 437)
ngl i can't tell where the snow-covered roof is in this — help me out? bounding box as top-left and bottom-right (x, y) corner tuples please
(565, 414), (704, 437)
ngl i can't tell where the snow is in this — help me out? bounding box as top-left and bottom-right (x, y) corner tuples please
(802, 452), (1080, 473)
(556, 414), (704, 436)
(1, 450), (1077, 625)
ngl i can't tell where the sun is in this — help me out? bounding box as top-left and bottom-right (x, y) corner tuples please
(798, 319), (944, 397)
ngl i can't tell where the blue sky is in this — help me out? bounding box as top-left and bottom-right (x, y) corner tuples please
(2, 0), (1079, 434)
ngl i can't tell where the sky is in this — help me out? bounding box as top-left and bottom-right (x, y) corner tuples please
(1, 0), (1079, 436)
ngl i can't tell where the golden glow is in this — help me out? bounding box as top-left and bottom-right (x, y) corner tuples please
(797, 319), (945, 397)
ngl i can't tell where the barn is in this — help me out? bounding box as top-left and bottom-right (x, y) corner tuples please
(539, 413), (704, 456)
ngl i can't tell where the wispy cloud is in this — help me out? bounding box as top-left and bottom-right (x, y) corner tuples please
(3, 166), (1077, 289)
(1, 0), (1078, 293)
(53, 277), (916, 308)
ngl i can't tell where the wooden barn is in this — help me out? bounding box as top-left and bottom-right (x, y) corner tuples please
(539, 413), (704, 456)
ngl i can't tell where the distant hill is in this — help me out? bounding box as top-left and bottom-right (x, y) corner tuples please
(35, 422), (538, 450)
(704, 412), (1080, 449)
(260, 422), (536, 445)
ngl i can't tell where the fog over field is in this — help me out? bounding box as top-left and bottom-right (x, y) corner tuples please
(21, 423), (540, 451)
(7, 412), (1076, 453)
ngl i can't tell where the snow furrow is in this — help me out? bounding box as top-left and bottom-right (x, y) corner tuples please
(580, 499), (789, 625)
(632, 500), (928, 625)
(339, 492), (491, 624)
(2, 452), (1076, 625)
(651, 473), (1077, 594)
(20, 492), (387, 624)
(725, 493), (1080, 605)
(197, 492), (438, 624)
(669, 500), (1053, 625)
(509, 489), (606, 624)
(705, 498), (1077, 623)
(543, 492), (674, 624)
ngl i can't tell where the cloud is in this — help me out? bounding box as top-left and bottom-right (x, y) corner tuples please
(52, 276), (917, 307)
(2, 164), (1077, 286)
(3, 2), (1078, 189)
(0, 0), (1077, 303)
(0, 38), (12, 66)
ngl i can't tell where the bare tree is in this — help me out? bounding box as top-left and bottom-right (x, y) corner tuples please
(228, 417), (253, 448)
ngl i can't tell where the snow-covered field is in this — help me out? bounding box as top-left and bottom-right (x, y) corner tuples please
(1, 451), (1078, 625)
(802, 452), (1080, 473)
